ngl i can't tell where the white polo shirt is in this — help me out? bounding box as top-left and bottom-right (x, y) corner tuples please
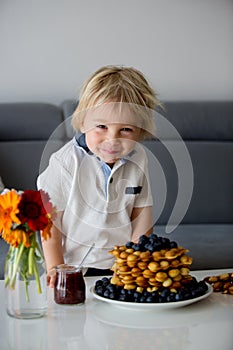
(37, 135), (153, 269)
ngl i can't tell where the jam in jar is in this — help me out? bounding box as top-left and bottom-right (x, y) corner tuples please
(54, 264), (86, 305)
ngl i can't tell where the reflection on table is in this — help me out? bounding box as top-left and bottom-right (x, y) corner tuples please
(0, 269), (232, 350)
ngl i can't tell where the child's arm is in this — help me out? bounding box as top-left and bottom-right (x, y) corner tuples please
(131, 206), (153, 243)
(41, 215), (64, 288)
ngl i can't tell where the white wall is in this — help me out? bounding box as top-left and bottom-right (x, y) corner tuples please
(0, 0), (232, 104)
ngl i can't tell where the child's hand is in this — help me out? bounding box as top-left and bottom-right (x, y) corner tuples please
(47, 267), (56, 288)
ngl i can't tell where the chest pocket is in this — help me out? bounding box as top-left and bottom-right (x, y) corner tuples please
(125, 186), (142, 195)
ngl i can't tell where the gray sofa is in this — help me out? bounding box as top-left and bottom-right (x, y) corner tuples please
(0, 100), (232, 278)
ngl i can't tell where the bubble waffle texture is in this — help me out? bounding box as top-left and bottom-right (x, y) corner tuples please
(204, 273), (233, 295)
(109, 235), (193, 293)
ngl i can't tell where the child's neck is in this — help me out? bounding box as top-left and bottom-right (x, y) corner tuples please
(106, 162), (115, 169)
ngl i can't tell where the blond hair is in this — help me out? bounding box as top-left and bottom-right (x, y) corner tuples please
(72, 65), (161, 139)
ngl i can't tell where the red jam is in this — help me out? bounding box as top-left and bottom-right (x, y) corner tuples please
(54, 265), (86, 305)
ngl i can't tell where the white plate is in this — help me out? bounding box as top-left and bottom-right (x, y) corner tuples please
(91, 284), (213, 311)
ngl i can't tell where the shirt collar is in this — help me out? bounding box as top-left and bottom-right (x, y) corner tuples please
(74, 133), (92, 154)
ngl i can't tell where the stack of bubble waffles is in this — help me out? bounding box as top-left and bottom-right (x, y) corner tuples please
(109, 234), (193, 293)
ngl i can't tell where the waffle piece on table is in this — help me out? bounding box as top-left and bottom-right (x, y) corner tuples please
(204, 273), (233, 295)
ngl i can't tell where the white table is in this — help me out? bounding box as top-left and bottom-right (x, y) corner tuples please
(0, 269), (232, 350)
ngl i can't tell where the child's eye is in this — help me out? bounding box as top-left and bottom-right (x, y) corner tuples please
(96, 125), (107, 129)
(121, 127), (133, 132)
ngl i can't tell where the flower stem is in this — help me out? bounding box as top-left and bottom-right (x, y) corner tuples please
(27, 234), (42, 294)
(33, 262), (42, 294)
(9, 244), (25, 289)
(4, 246), (14, 287)
(21, 272), (30, 302)
(28, 246), (34, 275)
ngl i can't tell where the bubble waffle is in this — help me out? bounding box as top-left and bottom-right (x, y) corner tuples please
(204, 273), (233, 295)
(109, 234), (193, 292)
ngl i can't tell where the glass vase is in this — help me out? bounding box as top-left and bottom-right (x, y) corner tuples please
(4, 234), (47, 319)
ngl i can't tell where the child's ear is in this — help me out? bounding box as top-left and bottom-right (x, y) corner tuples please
(80, 121), (85, 133)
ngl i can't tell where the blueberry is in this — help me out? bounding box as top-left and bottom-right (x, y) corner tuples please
(194, 286), (205, 297)
(184, 292), (191, 300)
(166, 292), (176, 302)
(132, 244), (140, 251)
(137, 243), (147, 252)
(133, 292), (141, 299)
(151, 291), (159, 302)
(125, 241), (133, 248)
(144, 243), (151, 250)
(118, 294), (127, 301)
(127, 289), (135, 296)
(198, 280), (208, 292)
(96, 286), (104, 296)
(161, 237), (170, 246)
(101, 277), (109, 283)
(160, 289), (170, 298)
(144, 243), (154, 252)
(138, 235), (149, 245)
(190, 277), (198, 286)
(158, 296), (166, 303)
(95, 280), (103, 288)
(140, 296), (146, 303)
(106, 284), (115, 293)
(127, 289), (136, 301)
(120, 288), (127, 295)
(143, 290), (150, 298)
(146, 296), (154, 303)
(191, 290), (198, 298)
(115, 285), (122, 293)
(149, 233), (158, 242)
(169, 241), (178, 249)
(175, 292), (183, 301)
(103, 290), (110, 298)
(153, 242), (163, 251)
(101, 277), (110, 287)
(109, 292), (116, 300)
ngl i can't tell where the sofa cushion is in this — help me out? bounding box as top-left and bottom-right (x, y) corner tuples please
(156, 101), (233, 140)
(0, 103), (65, 140)
(144, 140), (233, 225)
(60, 99), (78, 139)
(0, 177), (4, 193)
(0, 140), (65, 190)
(0, 103), (68, 190)
(0, 239), (8, 279)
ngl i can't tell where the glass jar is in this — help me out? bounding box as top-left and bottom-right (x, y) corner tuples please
(4, 243), (47, 319)
(54, 264), (86, 305)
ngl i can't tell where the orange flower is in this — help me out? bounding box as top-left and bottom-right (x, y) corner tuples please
(2, 228), (31, 248)
(1, 189), (56, 248)
(41, 217), (53, 241)
(0, 190), (21, 233)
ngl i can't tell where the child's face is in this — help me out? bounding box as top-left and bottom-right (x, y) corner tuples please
(80, 103), (142, 166)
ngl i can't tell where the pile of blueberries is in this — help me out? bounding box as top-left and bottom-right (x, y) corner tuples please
(125, 233), (178, 253)
(94, 277), (208, 303)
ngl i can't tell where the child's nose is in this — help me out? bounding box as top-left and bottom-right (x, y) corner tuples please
(107, 128), (120, 140)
